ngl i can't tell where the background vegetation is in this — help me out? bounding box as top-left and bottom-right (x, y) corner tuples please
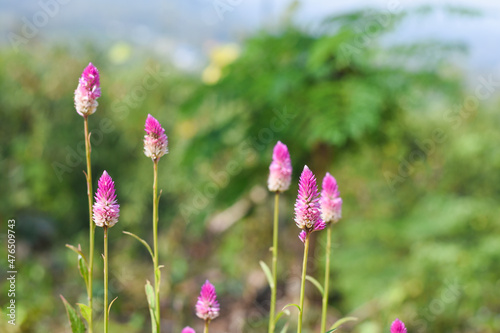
(1, 6), (499, 333)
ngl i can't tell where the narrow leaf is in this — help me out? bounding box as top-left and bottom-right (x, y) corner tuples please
(145, 280), (157, 333)
(305, 275), (324, 296)
(108, 297), (118, 316)
(78, 255), (89, 287)
(259, 260), (274, 289)
(66, 244), (88, 266)
(123, 231), (154, 261)
(77, 303), (91, 325)
(60, 295), (86, 333)
(274, 309), (290, 324)
(282, 303), (301, 313)
(328, 316), (358, 331)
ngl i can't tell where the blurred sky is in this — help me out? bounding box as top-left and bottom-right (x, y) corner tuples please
(1, 0), (499, 74)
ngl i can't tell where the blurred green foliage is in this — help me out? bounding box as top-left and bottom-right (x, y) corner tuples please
(1, 7), (499, 333)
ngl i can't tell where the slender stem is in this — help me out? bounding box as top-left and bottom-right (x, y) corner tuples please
(297, 235), (310, 333)
(84, 116), (94, 333)
(204, 321), (209, 333)
(268, 192), (280, 333)
(153, 160), (161, 332)
(103, 226), (109, 333)
(321, 227), (332, 333)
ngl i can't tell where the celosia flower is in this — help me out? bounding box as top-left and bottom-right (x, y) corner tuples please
(74, 63), (101, 117)
(268, 141), (292, 192)
(295, 166), (325, 243)
(195, 280), (220, 322)
(181, 327), (196, 333)
(144, 114), (168, 161)
(320, 172), (342, 224)
(93, 171), (119, 228)
(390, 318), (407, 333)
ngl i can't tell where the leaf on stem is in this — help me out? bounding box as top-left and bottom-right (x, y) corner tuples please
(305, 275), (324, 296)
(78, 255), (89, 287)
(77, 303), (91, 325)
(259, 260), (274, 289)
(108, 297), (118, 316)
(65, 244), (88, 266)
(274, 308), (290, 324)
(281, 303), (301, 313)
(145, 280), (157, 333)
(60, 295), (86, 333)
(327, 316), (358, 332)
(123, 231), (154, 262)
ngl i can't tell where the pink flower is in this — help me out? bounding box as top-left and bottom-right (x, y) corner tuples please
(144, 114), (168, 161)
(196, 280), (220, 322)
(74, 63), (101, 117)
(268, 141), (292, 192)
(93, 171), (119, 228)
(181, 327), (196, 333)
(295, 166), (325, 242)
(390, 318), (407, 333)
(320, 172), (342, 224)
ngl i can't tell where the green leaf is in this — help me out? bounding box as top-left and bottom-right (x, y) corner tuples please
(77, 303), (91, 325)
(282, 303), (301, 313)
(78, 255), (89, 287)
(123, 231), (154, 262)
(60, 295), (86, 333)
(274, 308), (290, 324)
(145, 280), (157, 333)
(305, 275), (324, 296)
(259, 260), (274, 289)
(66, 244), (88, 266)
(328, 316), (358, 331)
(108, 297), (118, 316)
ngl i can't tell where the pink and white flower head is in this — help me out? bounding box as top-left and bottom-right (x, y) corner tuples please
(74, 63), (101, 117)
(295, 166), (325, 243)
(268, 141), (292, 192)
(144, 114), (168, 161)
(390, 318), (407, 333)
(195, 280), (220, 322)
(93, 171), (119, 228)
(181, 327), (196, 333)
(320, 172), (343, 224)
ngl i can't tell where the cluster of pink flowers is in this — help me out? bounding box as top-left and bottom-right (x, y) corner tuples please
(74, 63), (101, 117)
(181, 280), (220, 333)
(320, 172), (342, 224)
(268, 141), (292, 192)
(93, 171), (119, 228)
(144, 114), (169, 161)
(391, 318), (407, 333)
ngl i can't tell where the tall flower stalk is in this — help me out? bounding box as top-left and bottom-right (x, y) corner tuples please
(144, 114), (169, 332)
(196, 280), (220, 333)
(75, 62), (101, 333)
(319, 173), (342, 333)
(267, 141), (292, 333)
(93, 171), (120, 333)
(294, 166), (325, 333)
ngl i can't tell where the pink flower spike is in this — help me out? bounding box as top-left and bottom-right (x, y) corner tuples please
(144, 114), (168, 161)
(390, 318), (407, 333)
(268, 141), (292, 192)
(74, 63), (101, 117)
(294, 166), (323, 233)
(196, 280), (220, 322)
(320, 172), (343, 224)
(181, 327), (196, 333)
(93, 171), (119, 228)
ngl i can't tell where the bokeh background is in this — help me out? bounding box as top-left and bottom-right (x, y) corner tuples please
(1, 0), (500, 332)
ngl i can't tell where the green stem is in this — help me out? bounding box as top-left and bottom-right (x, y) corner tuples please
(297, 235), (310, 333)
(204, 321), (209, 333)
(320, 227), (332, 333)
(153, 160), (161, 332)
(103, 226), (109, 333)
(84, 116), (94, 333)
(268, 192), (280, 333)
